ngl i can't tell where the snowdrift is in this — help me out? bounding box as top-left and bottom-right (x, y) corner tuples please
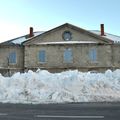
(0, 69), (120, 104)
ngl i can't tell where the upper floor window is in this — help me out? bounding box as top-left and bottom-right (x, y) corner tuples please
(64, 48), (73, 63)
(62, 31), (72, 41)
(89, 48), (97, 62)
(8, 52), (16, 64)
(39, 50), (46, 63)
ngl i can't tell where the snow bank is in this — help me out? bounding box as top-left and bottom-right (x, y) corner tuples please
(0, 69), (120, 104)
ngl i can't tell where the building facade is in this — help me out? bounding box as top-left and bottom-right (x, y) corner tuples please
(0, 23), (120, 76)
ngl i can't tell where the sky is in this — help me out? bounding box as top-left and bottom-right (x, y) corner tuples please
(0, 0), (120, 43)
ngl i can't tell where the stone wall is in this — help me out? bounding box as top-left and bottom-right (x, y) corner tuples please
(24, 44), (114, 72)
(0, 45), (24, 76)
(0, 44), (120, 75)
(112, 44), (120, 68)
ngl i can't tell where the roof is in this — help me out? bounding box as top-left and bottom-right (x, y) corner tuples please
(23, 23), (113, 45)
(90, 30), (120, 43)
(0, 31), (44, 45)
(1, 23), (120, 46)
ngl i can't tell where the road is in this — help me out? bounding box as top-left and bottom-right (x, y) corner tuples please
(0, 102), (120, 120)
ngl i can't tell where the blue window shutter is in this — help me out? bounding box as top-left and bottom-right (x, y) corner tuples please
(9, 52), (16, 63)
(64, 48), (73, 63)
(39, 50), (46, 62)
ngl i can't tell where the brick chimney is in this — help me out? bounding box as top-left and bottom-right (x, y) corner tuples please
(100, 24), (105, 36)
(29, 27), (34, 37)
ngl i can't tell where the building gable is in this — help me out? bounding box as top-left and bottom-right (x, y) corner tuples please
(23, 23), (113, 45)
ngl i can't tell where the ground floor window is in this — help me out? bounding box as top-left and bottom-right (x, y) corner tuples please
(8, 52), (16, 64)
(64, 48), (73, 63)
(89, 48), (97, 62)
(39, 50), (46, 63)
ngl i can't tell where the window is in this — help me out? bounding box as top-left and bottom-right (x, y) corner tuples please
(9, 52), (16, 64)
(39, 50), (46, 63)
(63, 31), (72, 41)
(89, 48), (97, 62)
(64, 48), (73, 63)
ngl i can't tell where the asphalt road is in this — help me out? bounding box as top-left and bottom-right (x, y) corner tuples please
(0, 102), (120, 120)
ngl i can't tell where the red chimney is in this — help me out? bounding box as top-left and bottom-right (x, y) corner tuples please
(29, 27), (34, 37)
(100, 24), (105, 36)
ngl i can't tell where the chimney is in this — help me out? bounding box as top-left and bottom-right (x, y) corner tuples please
(29, 27), (34, 37)
(100, 24), (105, 36)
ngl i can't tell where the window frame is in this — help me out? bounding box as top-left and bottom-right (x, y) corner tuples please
(62, 31), (72, 41)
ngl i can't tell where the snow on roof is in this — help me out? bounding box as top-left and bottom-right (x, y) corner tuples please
(90, 30), (120, 43)
(11, 31), (44, 45)
(35, 41), (97, 45)
(2, 28), (120, 45)
(12, 36), (27, 44)
(14, 30), (120, 45)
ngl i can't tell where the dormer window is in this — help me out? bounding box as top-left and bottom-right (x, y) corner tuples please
(63, 31), (72, 41)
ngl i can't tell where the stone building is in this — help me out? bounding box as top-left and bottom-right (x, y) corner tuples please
(0, 23), (120, 76)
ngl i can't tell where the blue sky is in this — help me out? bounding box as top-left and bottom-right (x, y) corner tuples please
(0, 0), (120, 42)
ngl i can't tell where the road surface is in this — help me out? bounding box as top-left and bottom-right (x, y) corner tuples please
(0, 102), (120, 120)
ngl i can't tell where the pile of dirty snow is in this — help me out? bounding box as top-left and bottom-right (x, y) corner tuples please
(0, 69), (120, 104)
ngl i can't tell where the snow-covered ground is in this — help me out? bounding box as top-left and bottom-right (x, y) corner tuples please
(0, 69), (120, 104)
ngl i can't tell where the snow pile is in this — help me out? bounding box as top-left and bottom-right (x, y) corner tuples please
(0, 69), (120, 104)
